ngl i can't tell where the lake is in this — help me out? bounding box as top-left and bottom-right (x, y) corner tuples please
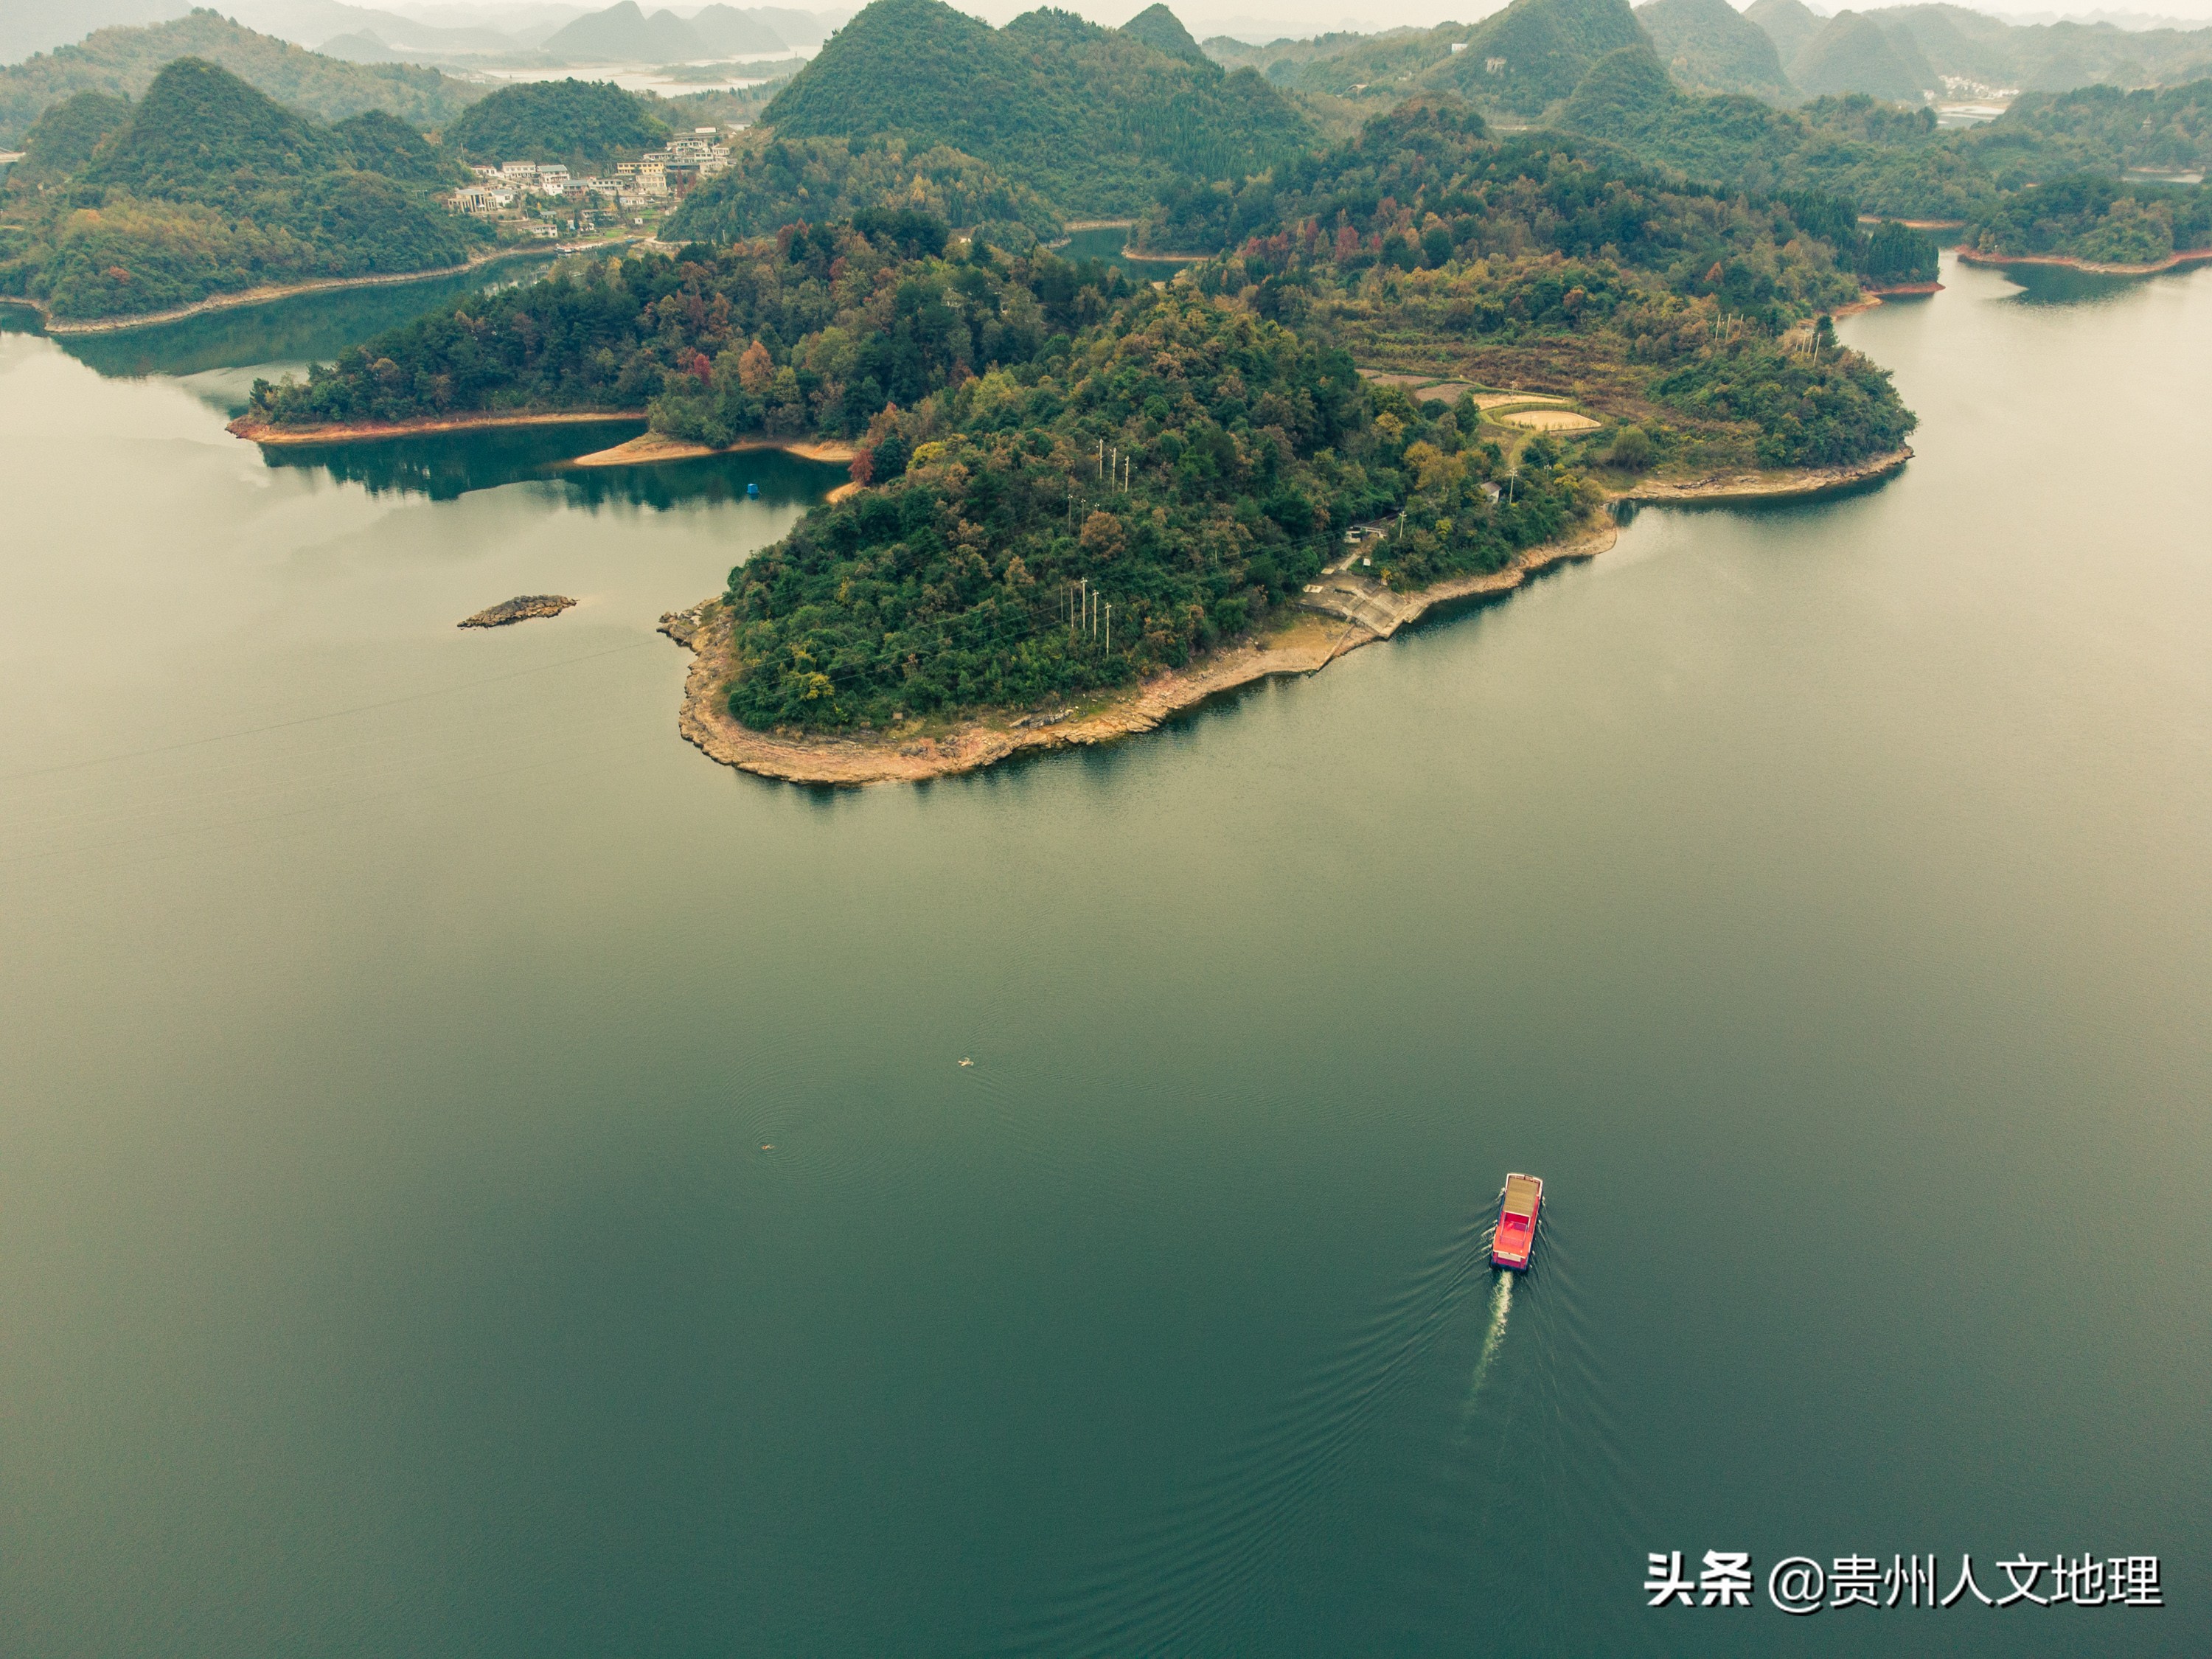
(1, 256), (2206, 1657)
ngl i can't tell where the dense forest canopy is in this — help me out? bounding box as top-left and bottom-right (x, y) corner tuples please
(1964, 80), (2212, 184)
(1790, 11), (1938, 105)
(0, 10), (483, 147)
(245, 227), (1137, 441)
(1634, 0), (1795, 102)
(1554, 44), (1989, 218)
(1137, 94), (1937, 295)
(662, 133), (1062, 250)
(1121, 4), (1213, 67)
(718, 292), (1591, 729)
(759, 0), (1315, 216)
(0, 58), (481, 320)
(1139, 98), (1916, 473)
(442, 78), (673, 172)
(1422, 0), (1652, 115)
(1551, 41), (2212, 219)
(8, 90), (132, 187)
(1966, 175), (2212, 262)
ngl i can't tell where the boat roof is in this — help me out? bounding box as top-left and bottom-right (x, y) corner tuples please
(1503, 1174), (1542, 1214)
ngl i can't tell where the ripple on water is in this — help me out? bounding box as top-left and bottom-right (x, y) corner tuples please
(993, 1198), (1645, 1655)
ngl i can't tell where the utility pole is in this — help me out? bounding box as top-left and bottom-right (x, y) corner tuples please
(1105, 603), (1112, 655)
(1096, 438), (1103, 481)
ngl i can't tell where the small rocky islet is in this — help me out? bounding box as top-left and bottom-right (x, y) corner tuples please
(458, 595), (577, 629)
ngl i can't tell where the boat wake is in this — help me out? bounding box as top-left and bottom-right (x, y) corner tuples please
(999, 1192), (1646, 1656)
(1457, 1267), (1514, 1427)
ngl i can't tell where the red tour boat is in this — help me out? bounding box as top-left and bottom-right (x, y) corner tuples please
(1491, 1173), (1543, 1270)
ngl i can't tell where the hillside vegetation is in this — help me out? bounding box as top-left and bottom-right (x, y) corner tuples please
(1424, 0), (1652, 115)
(251, 234), (1587, 731)
(1790, 12), (1938, 105)
(1966, 175), (2212, 263)
(714, 293), (1589, 729)
(1634, 0), (1795, 101)
(1140, 98), (1917, 473)
(0, 58), (481, 320)
(1744, 0), (1823, 66)
(444, 78), (672, 170)
(1556, 44), (1990, 216)
(0, 10), (483, 147)
(759, 0), (1315, 216)
(663, 134), (1061, 248)
(1553, 41), (2212, 218)
(1967, 80), (2212, 183)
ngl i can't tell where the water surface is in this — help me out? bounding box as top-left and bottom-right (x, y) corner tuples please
(1, 257), (2206, 1656)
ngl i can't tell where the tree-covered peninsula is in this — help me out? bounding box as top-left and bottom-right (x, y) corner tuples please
(1965, 175), (2212, 265)
(716, 294), (1590, 728)
(237, 232), (1593, 729)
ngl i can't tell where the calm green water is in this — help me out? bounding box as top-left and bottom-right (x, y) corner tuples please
(1, 257), (2207, 1657)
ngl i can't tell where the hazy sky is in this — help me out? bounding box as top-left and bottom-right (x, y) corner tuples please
(375, 0), (2212, 32)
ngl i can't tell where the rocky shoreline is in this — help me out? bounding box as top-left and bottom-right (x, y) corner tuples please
(1953, 246), (2212, 277)
(229, 410), (643, 445)
(1615, 446), (1912, 507)
(661, 518), (1621, 786)
(459, 595), (575, 628)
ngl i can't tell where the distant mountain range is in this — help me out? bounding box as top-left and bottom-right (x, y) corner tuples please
(1204, 0), (2212, 109)
(1, 2), (854, 72)
(0, 13), (483, 145)
(1753, 1), (2212, 97)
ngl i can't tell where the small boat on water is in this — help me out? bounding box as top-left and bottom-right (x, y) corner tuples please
(1491, 1173), (1543, 1270)
(746, 481), (760, 498)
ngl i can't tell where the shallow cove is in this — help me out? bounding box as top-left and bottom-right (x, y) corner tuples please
(1, 256), (2209, 1658)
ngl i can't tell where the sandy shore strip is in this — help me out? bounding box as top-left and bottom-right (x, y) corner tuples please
(31, 246), (574, 337)
(227, 409), (644, 445)
(1952, 246), (2212, 276)
(660, 517), (1622, 786)
(566, 431), (859, 468)
(1615, 446), (1911, 507)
